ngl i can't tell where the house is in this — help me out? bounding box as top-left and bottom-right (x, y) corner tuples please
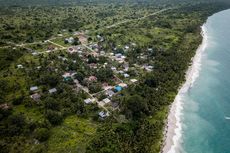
(148, 48), (153, 52)
(88, 76), (97, 82)
(30, 93), (41, 101)
(118, 70), (124, 74)
(131, 43), (137, 46)
(121, 55), (126, 59)
(68, 37), (74, 44)
(68, 47), (74, 52)
(37, 66), (41, 69)
(119, 83), (128, 88)
(106, 90), (115, 97)
(100, 51), (105, 55)
(111, 102), (119, 108)
(102, 98), (111, 104)
(145, 65), (154, 72)
(84, 98), (92, 104)
(89, 63), (97, 69)
(114, 85), (122, 92)
(0, 103), (11, 110)
(98, 111), (109, 118)
(49, 88), (57, 94)
(30, 86), (38, 92)
(32, 52), (38, 56)
(130, 79), (138, 83)
(124, 45), (129, 50)
(111, 66), (117, 71)
(124, 73), (130, 78)
(47, 45), (55, 50)
(17, 64), (23, 69)
(115, 53), (122, 58)
(62, 72), (71, 80)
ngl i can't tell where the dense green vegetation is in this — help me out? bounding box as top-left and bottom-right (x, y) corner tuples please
(0, 0), (230, 153)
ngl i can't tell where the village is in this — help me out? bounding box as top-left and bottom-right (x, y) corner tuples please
(10, 29), (156, 120)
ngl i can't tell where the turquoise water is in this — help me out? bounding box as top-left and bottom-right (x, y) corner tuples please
(182, 9), (230, 153)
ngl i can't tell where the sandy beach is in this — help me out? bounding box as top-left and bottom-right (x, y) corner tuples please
(162, 25), (208, 153)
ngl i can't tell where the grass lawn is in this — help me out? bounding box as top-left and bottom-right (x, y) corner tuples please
(51, 37), (73, 48)
(26, 42), (61, 52)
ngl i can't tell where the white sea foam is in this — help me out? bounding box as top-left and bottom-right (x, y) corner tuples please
(163, 25), (208, 153)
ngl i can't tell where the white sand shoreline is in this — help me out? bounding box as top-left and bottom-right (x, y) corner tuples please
(161, 25), (208, 153)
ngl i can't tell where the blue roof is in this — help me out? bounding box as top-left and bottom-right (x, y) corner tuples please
(115, 86), (122, 92)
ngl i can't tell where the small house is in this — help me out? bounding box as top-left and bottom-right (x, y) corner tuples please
(106, 89), (115, 97)
(68, 37), (74, 44)
(88, 76), (97, 82)
(99, 111), (109, 118)
(102, 98), (111, 104)
(0, 103), (11, 110)
(115, 53), (122, 58)
(114, 86), (122, 92)
(119, 83), (128, 88)
(30, 93), (41, 101)
(100, 51), (105, 55)
(32, 52), (38, 56)
(49, 88), (57, 94)
(124, 73), (130, 78)
(118, 70), (124, 74)
(17, 64), (24, 69)
(111, 67), (117, 71)
(30, 86), (38, 92)
(47, 45), (55, 50)
(130, 79), (138, 83)
(124, 45), (129, 50)
(84, 98), (92, 104)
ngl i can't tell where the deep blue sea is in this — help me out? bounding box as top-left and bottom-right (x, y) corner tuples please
(181, 9), (230, 153)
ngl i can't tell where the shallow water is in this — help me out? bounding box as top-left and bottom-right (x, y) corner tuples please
(181, 9), (230, 153)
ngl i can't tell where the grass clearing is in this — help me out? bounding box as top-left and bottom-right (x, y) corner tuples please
(47, 115), (98, 153)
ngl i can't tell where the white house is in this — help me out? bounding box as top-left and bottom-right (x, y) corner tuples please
(124, 73), (130, 78)
(49, 88), (57, 94)
(102, 98), (111, 104)
(17, 64), (24, 69)
(30, 86), (38, 92)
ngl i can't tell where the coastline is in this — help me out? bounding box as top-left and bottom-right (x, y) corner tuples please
(161, 25), (208, 153)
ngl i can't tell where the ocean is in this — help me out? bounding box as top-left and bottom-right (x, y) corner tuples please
(165, 9), (230, 153)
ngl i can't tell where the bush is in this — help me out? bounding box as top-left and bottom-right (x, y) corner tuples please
(45, 110), (63, 125)
(34, 128), (49, 142)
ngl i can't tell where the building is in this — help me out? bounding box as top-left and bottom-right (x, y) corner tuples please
(100, 51), (105, 55)
(30, 86), (38, 92)
(68, 37), (74, 44)
(84, 98), (92, 104)
(118, 70), (124, 74)
(130, 79), (138, 83)
(124, 73), (130, 78)
(106, 90), (115, 97)
(30, 93), (41, 101)
(119, 83), (128, 88)
(49, 88), (57, 94)
(102, 98), (111, 104)
(115, 53), (122, 58)
(17, 64), (23, 69)
(114, 86), (122, 92)
(88, 76), (97, 82)
(111, 67), (117, 71)
(98, 111), (109, 118)
(0, 103), (11, 110)
(124, 45), (129, 50)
